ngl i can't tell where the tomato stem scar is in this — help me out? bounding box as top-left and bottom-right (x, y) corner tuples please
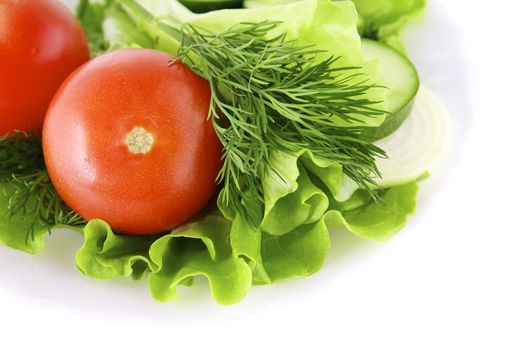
(125, 126), (154, 154)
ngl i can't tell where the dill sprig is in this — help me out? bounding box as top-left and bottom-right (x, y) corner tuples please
(0, 130), (44, 177)
(172, 22), (386, 225)
(0, 131), (85, 240)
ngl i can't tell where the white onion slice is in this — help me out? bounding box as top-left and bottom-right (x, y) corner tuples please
(373, 85), (452, 187)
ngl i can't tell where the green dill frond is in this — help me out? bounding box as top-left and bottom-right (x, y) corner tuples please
(0, 130), (45, 179)
(174, 21), (386, 226)
(0, 131), (85, 240)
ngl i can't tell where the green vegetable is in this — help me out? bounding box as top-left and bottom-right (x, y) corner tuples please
(0, 131), (43, 178)
(76, 0), (115, 55)
(244, 0), (426, 52)
(0, 132), (84, 253)
(0, 182), (52, 254)
(351, 0), (426, 51)
(77, 213), (253, 305)
(360, 39), (420, 140)
(179, 0), (243, 13)
(340, 181), (418, 240)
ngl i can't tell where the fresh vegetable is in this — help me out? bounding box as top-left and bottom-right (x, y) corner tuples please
(244, 0), (426, 52)
(0, 0), (451, 305)
(374, 86), (451, 187)
(0, 131), (83, 253)
(0, 0), (90, 136)
(179, 0), (243, 13)
(361, 39), (420, 140)
(76, 0), (116, 55)
(351, 0), (426, 51)
(43, 48), (223, 235)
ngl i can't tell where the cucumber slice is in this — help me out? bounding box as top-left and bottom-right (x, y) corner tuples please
(373, 86), (451, 187)
(179, 0), (243, 13)
(361, 39), (420, 141)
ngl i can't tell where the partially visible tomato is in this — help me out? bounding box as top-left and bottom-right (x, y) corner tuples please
(0, 0), (90, 136)
(43, 49), (223, 235)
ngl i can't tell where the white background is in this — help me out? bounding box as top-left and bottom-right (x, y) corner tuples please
(1, 0), (524, 349)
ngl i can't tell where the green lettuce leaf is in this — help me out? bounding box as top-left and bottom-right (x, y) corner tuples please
(231, 214), (332, 284)
(76, 219), (157, 280)
(341, 181), (418, 241)
(0, 183), (50, 254)
(244, 0), (426, 52)
(0, 182), (83, 254)
(101, 6), (155, 50)
(352, 0), (426, 52)
(76, 213), (252, 305)
(76, 0), (116, 55)
(228, 149), (418, 284)
(148, 214), (252, 304)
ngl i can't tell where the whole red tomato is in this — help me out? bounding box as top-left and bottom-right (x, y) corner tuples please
(0, 0), (90, 136)
(43, 49), (223, 235)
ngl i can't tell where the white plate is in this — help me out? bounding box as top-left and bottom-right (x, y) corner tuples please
(1, 0), (468, 320)
(3, 0), (504, 347)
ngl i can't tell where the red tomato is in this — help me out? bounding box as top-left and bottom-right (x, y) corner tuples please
(0, 0), (90, 136)
(43, 49), (223, 235)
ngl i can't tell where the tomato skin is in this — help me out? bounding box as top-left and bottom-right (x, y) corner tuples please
(43, 49), (223, 235)
(0, 0), (90, 136)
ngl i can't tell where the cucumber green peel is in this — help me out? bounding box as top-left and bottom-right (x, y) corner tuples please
(178, 0), (243, 13)
(361, 39), (420, 141)
(0, 0), (449, 304)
